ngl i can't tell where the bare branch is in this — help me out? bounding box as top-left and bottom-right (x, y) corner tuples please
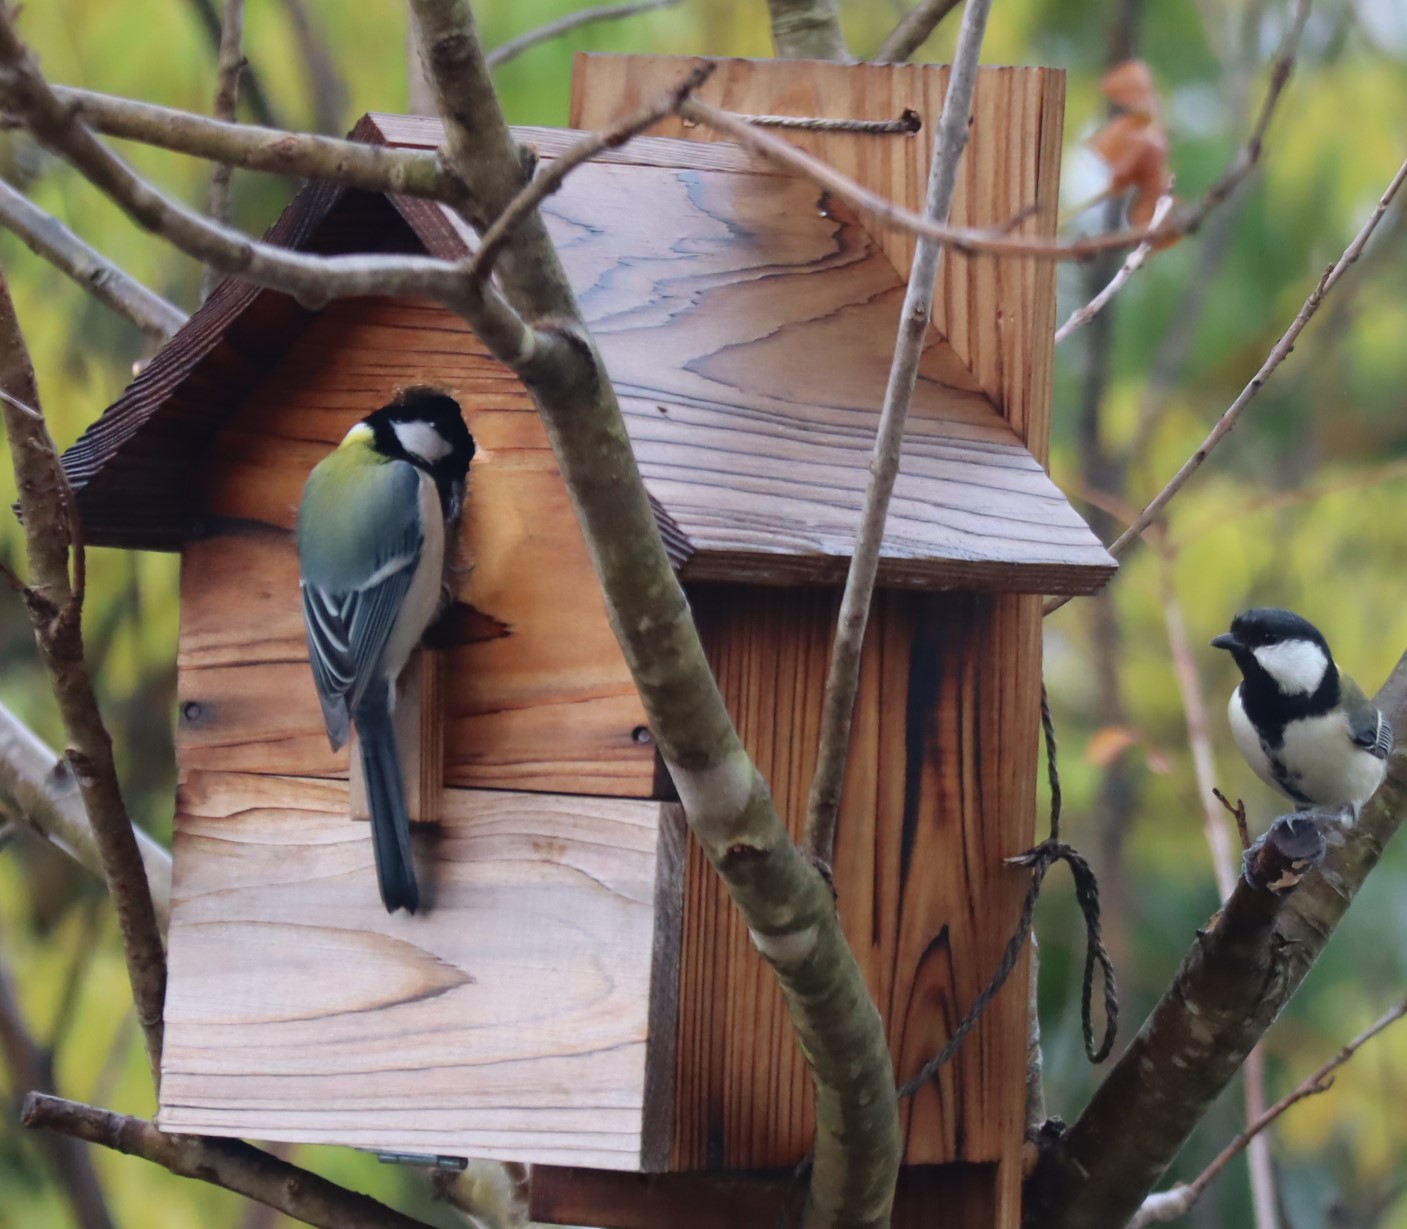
(766, 0), (849, 59)
(1130, 993), (1407, 1228)
(486, 0), (683, 69)
(180, 0), (279, 128)
(46, 85), (467, 204)
(1054, 193), (1174, 345)
(202, 0), (247, 299)
(0, 944), (115, 1229)
(874, 0), (961, 63)
(0, 268), (167, 1082)
(469, 63), (712, 283)
(22, 1093), (438, 1229)
(407, 5), (900, 1225)
(280, 0), (349, 133)
(0, 176), (186, 341)
(0, 699), (171, 928)
(803, 0), (992, 865)
(1045, 153), (1407, 616)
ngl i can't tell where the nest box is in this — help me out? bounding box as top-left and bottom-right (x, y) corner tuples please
(62, 55), (1112, 1229)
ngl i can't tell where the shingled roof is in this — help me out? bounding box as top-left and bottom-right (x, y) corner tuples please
(61, 115), (1114, 595)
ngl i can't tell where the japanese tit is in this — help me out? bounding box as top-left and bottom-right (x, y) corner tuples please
(1212, 608), (1392, 820)
(296, 389), (474, 912)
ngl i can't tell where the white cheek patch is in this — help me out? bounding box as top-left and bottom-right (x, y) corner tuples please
(392, 419), (452, 464)
(1252, 639), (1329, 695)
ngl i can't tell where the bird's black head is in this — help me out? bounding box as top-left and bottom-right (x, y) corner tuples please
(1212, 607), (1338, 711)
(364, 388), (475, 520)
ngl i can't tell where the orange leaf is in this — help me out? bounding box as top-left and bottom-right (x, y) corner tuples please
(1085, 726), (1139, 767)
(1089, 114), (1170, 194)
(1101, 60), (1161, 119)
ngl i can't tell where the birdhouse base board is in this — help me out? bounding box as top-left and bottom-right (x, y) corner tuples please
(158, 771), (680, 1170)
(529, 1162), (1001, 1229)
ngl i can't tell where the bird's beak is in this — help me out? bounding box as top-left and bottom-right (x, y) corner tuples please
(1210, 632), (1240, 652)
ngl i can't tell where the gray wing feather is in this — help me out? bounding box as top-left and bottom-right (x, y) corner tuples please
(1349, 705), (1394, 761)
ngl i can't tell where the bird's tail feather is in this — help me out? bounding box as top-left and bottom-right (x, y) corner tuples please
(355, 682), (420, 914)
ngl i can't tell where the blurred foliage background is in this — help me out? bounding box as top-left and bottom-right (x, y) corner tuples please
(0, 0), (1404, 1226)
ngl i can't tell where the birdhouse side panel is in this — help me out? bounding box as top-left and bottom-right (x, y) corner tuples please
(671, 586), (1039, 1192)
(159, 771), (671, 1168)
(174, 295), (656, 798)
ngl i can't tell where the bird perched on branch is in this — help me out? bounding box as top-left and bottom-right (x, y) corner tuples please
(1212, 608), (1392, 821)
(297, 388), (474, 913)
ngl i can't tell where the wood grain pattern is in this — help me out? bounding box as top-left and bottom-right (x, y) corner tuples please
(569, 55), (1067, 459)
(174, 297), (656, 798)
(529, 1162), (998, 1229)
(670, 585), (1039, 1200)
(159, 771), (667, 1168)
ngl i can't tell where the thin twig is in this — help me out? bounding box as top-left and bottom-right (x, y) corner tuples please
(1055, 192), (1174, 345)
(803, 0), (993, 866)
(486, 0), (683, 69)
(280, 0), (348, 133)
(0, 177), (186, 341)
(470, 63), (712, 282)
(202, 0), (246, 299)
(1130, 993), (1407, 1227)
(874, 0), (962, 63)
(180, 0), (280, 127)
(22, 1093), (439, 1229)
(1046, 153), (1407, 616)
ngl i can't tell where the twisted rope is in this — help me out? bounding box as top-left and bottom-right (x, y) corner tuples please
(898, 687), (1118, 1101)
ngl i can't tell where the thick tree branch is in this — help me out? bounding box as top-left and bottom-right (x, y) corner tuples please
(0, 267), (167, 1083)
(0, 699), (171, 928)
(0, 944), (115, 1229)
(1129, 992), (1407, 1228)
(44, 85), (468, 205)
(486, 0), (683, 69)
(803, 0), (992, 865)
(1046, 153), (1407, 616)
(1023, 650), (1407, 1228)
(874, 0), (961, 63)
(22, 1093), (438, 1229)
(407, 6), (899, 1226)
(766, 0), (849, 60)
(0, 176), (187, 341)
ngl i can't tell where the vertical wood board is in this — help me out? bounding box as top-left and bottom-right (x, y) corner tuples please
(159, 772), (667, 1168)
(175, 296), (656, 798)
(570, 55), (1066, 459)
(670, 586), (1040, 1179)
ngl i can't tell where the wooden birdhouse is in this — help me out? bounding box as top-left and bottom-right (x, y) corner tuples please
(61, 55), (1113, 1229)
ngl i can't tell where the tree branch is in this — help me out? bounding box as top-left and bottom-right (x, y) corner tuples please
(279, 0), (348, 134)
(1130, 992), (1407, 1228)
(1045, 153), (1407, 616)
(0, 176), (187, 341)
(202, 0), (247, 298)
(406, 5), (899, 1225)
(0, 942), (115, 1229)
(0, 267), (167, 1083)
(766, 0), (849, 60)
(44, 85), (468, 205)
(0, 699), (171, 928)
(802, 0), (992, 865)
(485, 0), (683, 69)
(874, 0), (961, 63)
(21, 1093), (439, 1229)
(180, 0), (279, 128)
(1023, 647), (1407, 1228)
(1054, 192), (1174, 345)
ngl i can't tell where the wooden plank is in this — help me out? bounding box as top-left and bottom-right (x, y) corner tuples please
(159, 772), (667, 1168)
(175, 297), (657, 798)
(404, 156), (1110, 593)
(348, 647), (443, 825)
(569, 55), (1067, 454)
(640, 803), (687, 1172)
(529, 1162), (999, 1229)
(670, 587), (1039, 1178)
